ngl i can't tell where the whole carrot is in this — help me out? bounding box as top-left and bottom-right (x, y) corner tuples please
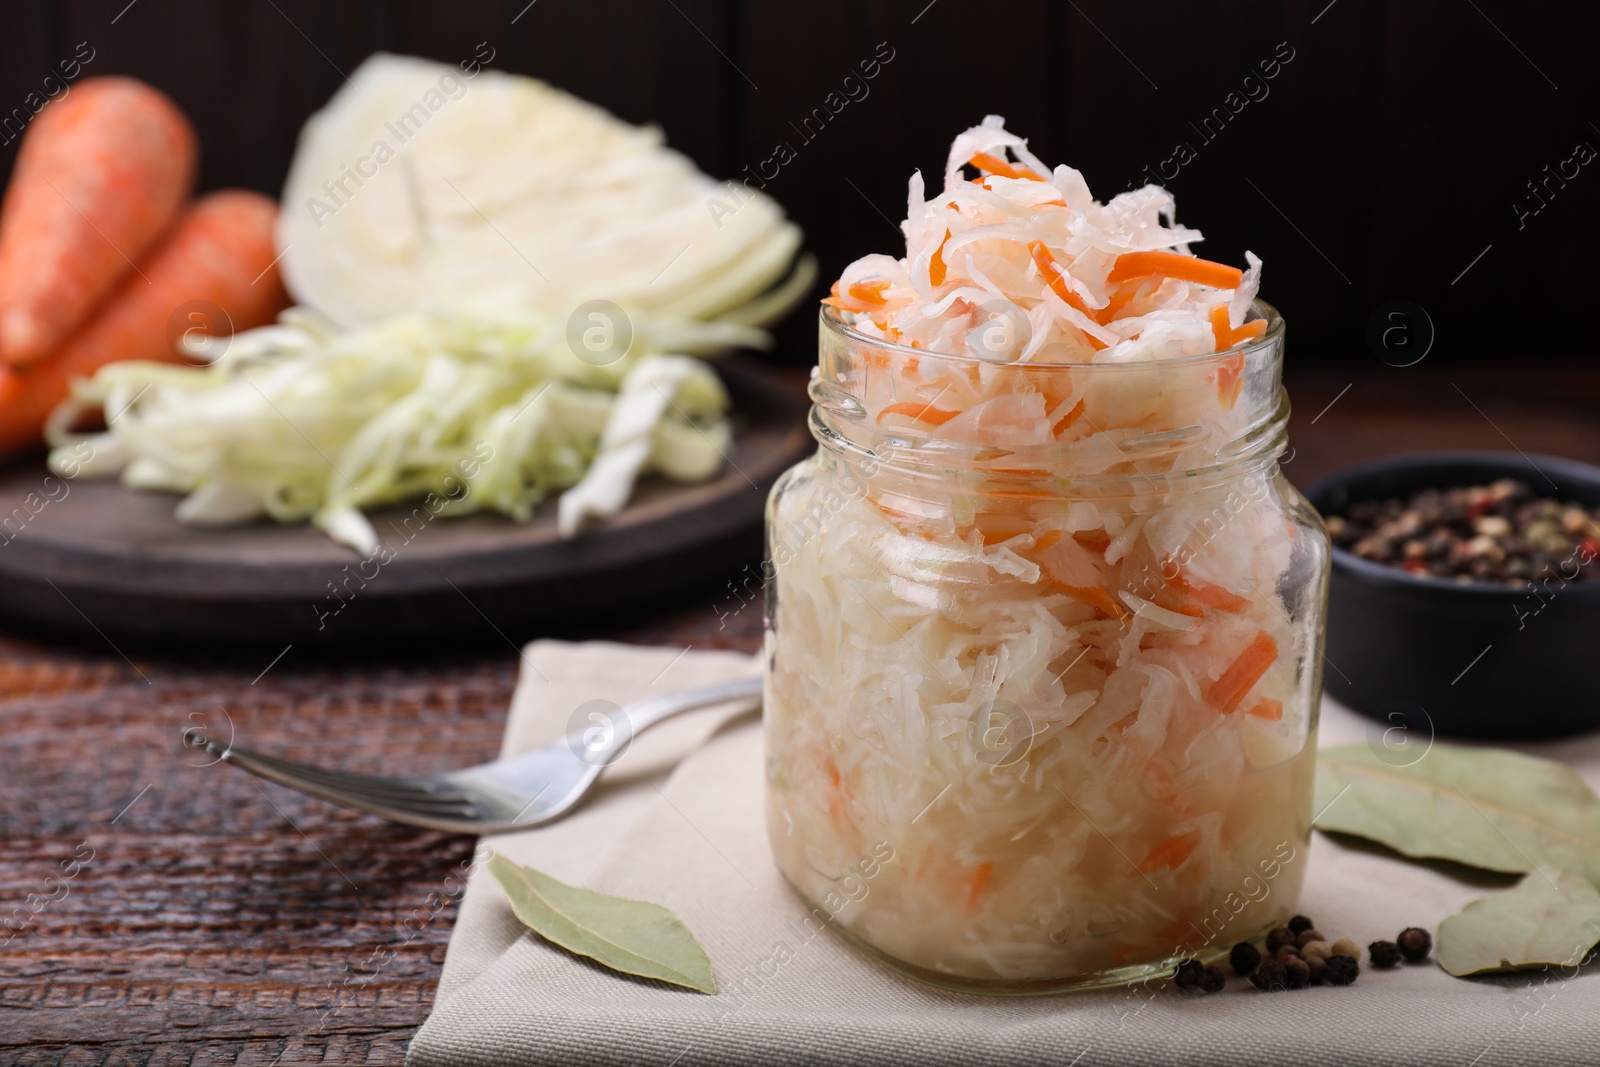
(0, 77), (198, 366)
(0, 191), (289, 455)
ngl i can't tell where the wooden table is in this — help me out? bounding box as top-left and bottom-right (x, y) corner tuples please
(5, 358), (1598, 1064)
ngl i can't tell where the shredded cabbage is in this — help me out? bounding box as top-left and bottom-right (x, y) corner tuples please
(765, 118), (1322, 984)
(828, 114), (1262, 363)
(45, 305), (747, 554)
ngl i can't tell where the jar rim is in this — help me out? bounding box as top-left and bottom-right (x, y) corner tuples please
(820, 298), (1285, 371)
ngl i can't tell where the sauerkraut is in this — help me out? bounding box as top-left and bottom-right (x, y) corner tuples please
(764, 117), (1326, 986)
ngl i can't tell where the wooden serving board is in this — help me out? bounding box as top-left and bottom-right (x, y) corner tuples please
(0, 358), (809, 645)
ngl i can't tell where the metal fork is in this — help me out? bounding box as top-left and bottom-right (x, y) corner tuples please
(193, 675), (763, 834)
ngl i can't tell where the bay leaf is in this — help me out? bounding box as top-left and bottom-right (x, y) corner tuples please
(1437, 866), (1600, 976)
(488, 853), (717, 994)
(1314, 744), (1600, 884)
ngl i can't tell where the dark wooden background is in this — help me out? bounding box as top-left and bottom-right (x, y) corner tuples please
(0, 0), (1594, 364)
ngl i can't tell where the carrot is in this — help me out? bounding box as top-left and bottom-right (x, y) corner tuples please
(0, 78), (198, 366)
(1050, 395), (1087, 438)
(1107, 250), (1244, 290)
(965, 861), (995, 914)
(1074, 530), (1112, 554)
(1210, 303), (1269, 353)
(1172, 569), (1250, 613)
(1245, 698), (1284, 722)
(1207, 630), (1278, 713)
(968, 151), (1046, 182)
(1055, 582), (1131, 620)
(846, 280), (891, 305)
(1028, 370), (1072, 412)
(1095, 281), (1144, 325)
(0, 191), (289, 455)
(1229, 318), (1267, 344)
(1028, 241), (1107, 351)
(1208, 304), (1231, 351)
(876, 400), (961, 427)
(1139, 832), (1199, 875)
(929, 230), (951, 287)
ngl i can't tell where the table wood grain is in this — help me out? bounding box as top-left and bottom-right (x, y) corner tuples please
(4, 359), (1598, 1064)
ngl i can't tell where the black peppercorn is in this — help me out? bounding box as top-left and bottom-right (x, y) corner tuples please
(1368, 940), (1402, 969)
(1249, 958), (1288, 991)
(1229, 940), (1261, 976)
(1265, 926), (1297, 955)
(1397, 927), (1432, 962)
(1325, 954), (1360, 986)
(1199, 966), (1227, 994)
(1173, 958), (1203, 989)
(1305, 955), (1327, 985)
(1275, 944), (1300, 963)
(1287, 914), (1315, 935)
(1282, 956), (1311, 990)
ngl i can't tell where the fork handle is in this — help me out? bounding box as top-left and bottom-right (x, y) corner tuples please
(622, 673), (763, 735)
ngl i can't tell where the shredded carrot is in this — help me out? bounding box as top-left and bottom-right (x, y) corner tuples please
(1074, 530), (1112, 553)
(1208, 304), (1231, 351)
(1031, 373), (1073, 412)
(1051, 395), (1087, 438)
(1215, 352), (1245, 409)
(1095, 282), (1143, 324)
(876, 400), (961, 426)
(1211, 306), (1269, 352)
(1139, 832), (1199, 874)
(1245, 698), (1284, 722)
(1051, 582), (1130, 620)
(1174, 571), (1250, 613)
(1108, 249), (1244, 290)
(1230, 318), (1267, 344)
(846, 280), (891, 305)
(929, 229), (951, 287)
(965, 861), (995, 914)
(1028, 242), (1091, 316)
(1028, 241), (1107, 350)
(985, 487), (1062, 501)
(1032, 529), (1063, 551)
(1208, 631), (1278, 713)
(1210, 308), (1264, 412)
(824, 763), (858, 835)
(968, 151), (1046, 182)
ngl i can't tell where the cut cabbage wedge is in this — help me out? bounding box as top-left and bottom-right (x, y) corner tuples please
(278, 53), (800, 329)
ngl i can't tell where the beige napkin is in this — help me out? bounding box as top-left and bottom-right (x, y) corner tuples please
(409, 642), (1600, 1067)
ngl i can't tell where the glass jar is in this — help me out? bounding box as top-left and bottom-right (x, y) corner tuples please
(762, 301), (1328, 994)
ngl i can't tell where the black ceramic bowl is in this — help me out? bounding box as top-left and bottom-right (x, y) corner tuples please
(1305, 451), (1600, 740)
